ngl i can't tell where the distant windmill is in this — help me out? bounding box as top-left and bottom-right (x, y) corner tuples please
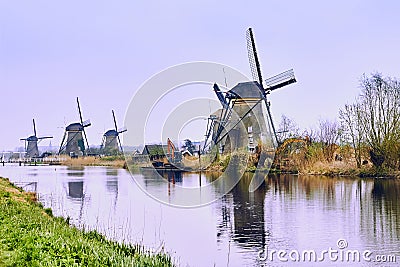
(101, 110), (127, 154)
(203, 27), (297, 153)
(58, 97), (91, 157)
(20, 119), (52, 158)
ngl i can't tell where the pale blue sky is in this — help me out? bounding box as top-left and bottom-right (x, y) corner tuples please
(1, 1), (400, 150)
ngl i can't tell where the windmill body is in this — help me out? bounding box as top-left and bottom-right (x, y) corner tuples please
(100, 110), (127, 155)
(64, 122), (86, 156)
(223, 81), (274, 153)
(59, 98), (91, 157)
(21, 119), (53, 158)
(102, 130), (119, 152)
(25, 136), (40, 158)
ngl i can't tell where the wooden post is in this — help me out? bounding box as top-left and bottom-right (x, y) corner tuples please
(198, 145), (201, 170)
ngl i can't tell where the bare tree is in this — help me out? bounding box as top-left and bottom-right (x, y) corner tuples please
(317, 119), (341, 161)
(277, 114), (299, 143)
(339, 103), (364, 167)
(357, 73), (400, 168)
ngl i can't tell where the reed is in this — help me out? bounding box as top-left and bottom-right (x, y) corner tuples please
(61, 156), (126, 168)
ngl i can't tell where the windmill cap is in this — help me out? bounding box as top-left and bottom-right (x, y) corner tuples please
(227, 81), (264, 99)
(66, 122), (84, 131)
(104, 129), (118, 136)
(27, 136), (38, 141)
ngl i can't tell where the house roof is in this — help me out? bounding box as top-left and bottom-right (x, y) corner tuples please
(181, 149), (193, 156)
(142, 144), (168, 156)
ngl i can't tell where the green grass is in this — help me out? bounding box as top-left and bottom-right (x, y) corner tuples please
(0, 177), (173, 267)
(99, 155), (125, 161)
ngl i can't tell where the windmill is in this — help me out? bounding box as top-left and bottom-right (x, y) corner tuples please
(203, 27), (297, 154)
(100, 110), (127, 154)
(20, 119), (52, 158)
(58, 97), (91, 157)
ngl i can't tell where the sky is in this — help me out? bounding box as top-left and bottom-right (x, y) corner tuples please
(1, 0), (400, 150)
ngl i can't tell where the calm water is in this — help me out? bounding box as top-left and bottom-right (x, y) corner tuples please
(0, 164), (399, 266)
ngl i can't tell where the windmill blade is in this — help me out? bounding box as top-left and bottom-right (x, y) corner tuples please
(112, 110), (118, 132)
(264, 69), (297, 91)
(77, 97), (90, 152)
(58, 131), (67, 154)
(20, 138), (27, 141)
(246, 28), (264, 88)
(117, 127), (127, 133)
(82, 119), (91, 127)
(117, 135), (124, 153)
(112, 110), (125, 152)
(38, 136), (53, 140)
(77, 97), (84, 125)
(213, 83), (229, 109)
(33, 119), (37, 137)
(265, 103), (279, 146)
(82, 128), (90, 154)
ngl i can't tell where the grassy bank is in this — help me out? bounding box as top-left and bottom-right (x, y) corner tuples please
(0, 177), (173, 266)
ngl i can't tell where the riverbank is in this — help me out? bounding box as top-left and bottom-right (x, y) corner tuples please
(206, 153), (400, 178)
(0, 177), (173, 266)
(60, 154), (399, 179)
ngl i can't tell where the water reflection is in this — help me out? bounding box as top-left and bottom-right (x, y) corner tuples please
(230, 173), (267, 250)
(67, 181), (84, 199)
(105, 168), (118, 177)
(105, 169), (119, 208)
(66, 166), (85, 177)
(369, 179), (400, 242)
(213, 172), (400, 266)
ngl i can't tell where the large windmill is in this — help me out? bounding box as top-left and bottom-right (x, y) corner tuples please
(203, 27), (297, 153)
(59, 97), (91, 157)
(100, 110), (127, 154)
(20, 119), (52, 158)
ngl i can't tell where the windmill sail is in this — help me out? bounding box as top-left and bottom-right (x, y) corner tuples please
(246, 28), (264, 88)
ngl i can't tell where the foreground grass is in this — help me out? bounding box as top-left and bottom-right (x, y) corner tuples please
(0, 177), (173, 266)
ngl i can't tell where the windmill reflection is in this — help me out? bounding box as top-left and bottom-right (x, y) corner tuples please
(216, 172), (268, 251)
(105, 168), (119, 209)
(66, 166), (85, 177)
(68, 181), (84, 199)
(65, 180), (86, 225)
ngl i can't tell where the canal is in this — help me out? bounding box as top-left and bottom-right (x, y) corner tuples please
(0, 165), (399, 266)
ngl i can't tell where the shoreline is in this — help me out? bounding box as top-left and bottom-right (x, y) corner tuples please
(20, 155), (398, 179)
(0, 177), (173, 266)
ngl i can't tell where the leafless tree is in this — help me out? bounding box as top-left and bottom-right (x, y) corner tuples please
(357, 73), (400, 168)
(339, 103), (364, 167)
(340, 73), (400, 169)
(277, 114), (299, 143)
(317, 119), (341, 161)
